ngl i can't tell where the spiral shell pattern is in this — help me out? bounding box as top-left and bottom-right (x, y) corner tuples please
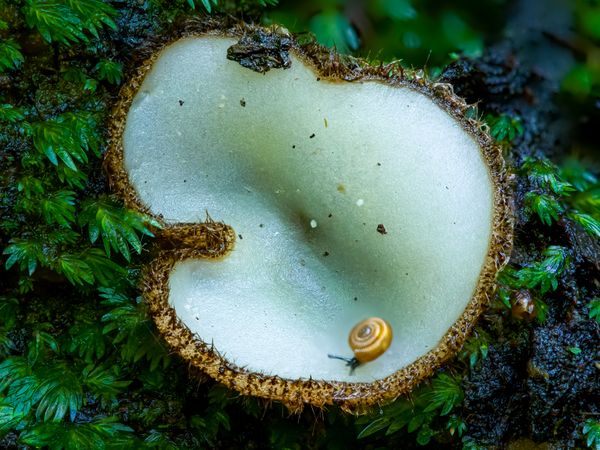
(348, 317), (393, 363)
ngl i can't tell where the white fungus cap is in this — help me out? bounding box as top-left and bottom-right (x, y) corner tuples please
(122, 36), (496, 384)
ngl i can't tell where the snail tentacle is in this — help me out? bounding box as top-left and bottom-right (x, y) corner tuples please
(327, 354), (360, 374)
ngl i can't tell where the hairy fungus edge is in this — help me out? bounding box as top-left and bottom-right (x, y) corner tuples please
(104, 19), (514, 414)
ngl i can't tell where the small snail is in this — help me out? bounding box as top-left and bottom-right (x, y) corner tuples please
(328, 317), (393, 373)
(511, 289), (536, 320)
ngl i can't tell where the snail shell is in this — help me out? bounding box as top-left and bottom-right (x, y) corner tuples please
(348, 317), (393, 363)
(511, 289), (536, 320)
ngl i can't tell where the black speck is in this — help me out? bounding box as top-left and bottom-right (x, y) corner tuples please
(178, 100), (184, 106)
(309, 133), (315, 139)
(195, 316), (199, 320)
(405, 273), (409, 276)
(292, 145), (296, 149)
(453, 222), (456, 225)
(362, 222), (367, 226)
(144, 180), (147, 184)
(353, 297), (358, 301)
(240, 98), (246, 107)
(323, 251), (329, 257)
(238, 234), (243, 240)
(259, 224), (264, 228)
(328, 213), (332, 218)
(445, 185), (449, 190)
(316, 77), (321, 81)
(183, 179), (187, 183)
(377, 162), (381, 166)
(377, 224), (387, 235)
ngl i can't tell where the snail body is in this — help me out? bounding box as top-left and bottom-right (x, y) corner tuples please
(328, 317), (393, 373)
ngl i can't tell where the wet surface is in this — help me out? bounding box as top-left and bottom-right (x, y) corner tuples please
(441, 0), (600, 446)
(227, 29), (293, 73)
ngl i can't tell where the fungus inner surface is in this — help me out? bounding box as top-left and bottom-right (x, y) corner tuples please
(123, 37), (494, 382)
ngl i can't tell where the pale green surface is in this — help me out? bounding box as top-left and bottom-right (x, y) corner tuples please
(123, 37), (494, 382)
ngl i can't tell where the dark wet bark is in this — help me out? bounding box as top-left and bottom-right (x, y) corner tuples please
(441, 0), (600, 447)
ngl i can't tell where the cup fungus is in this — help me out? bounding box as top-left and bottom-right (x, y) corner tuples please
(106, 22), (513, 413)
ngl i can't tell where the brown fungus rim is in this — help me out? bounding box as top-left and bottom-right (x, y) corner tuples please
(105, 19), (514, 414)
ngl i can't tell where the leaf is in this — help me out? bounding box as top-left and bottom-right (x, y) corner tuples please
(568, 211), (600, 238)
(416, 424), (433, 445)
(144, 430), (181, 449)
(94, 59), (123, 85)
(100, 288), (169, 370)
(446, 415), (467, 437)
(572, 186), (600, 217)
(82, 364), (131, 405)
(40, 190), (76, 227)
(309, 10), (360, 52)
(485, 113), (523, 143)
(55, 252), (94, 285)
(421, 373), (463, 416)
(357, 417), (389, 439)
(19, 416), (133, 449)
(0, 357), (32, 393)
(0, 358), (39, 418)
(525, 192), (563, 226)
(34, 362), (83, 422)
(462, 436), (488, 450)
(23, 0), (86, 45)
(0, 296), (19, 329)
(0, 402), (27, 436)
(28, 324), (60, 364)
(0, 103), (26, 122)
(23, 0), (117, 45)
(0, 328), (16, 358)
(35, 362), (83, 422)
(0, 40), (24, 72)
(583, 419), (600, 449)
(512, 246), (571, 295)
(31, 119), (88, 170)
(3, 237), (43, 275)
(522, 157), (576, 196)
(79, 198), (161, 261)
(202, 0), (218, 13)
(50, 247), (124, 287)
(55, 163), (88, 188)
(62, 111), (102, 157)
(357, 380), (445, 439)
(378, 0), (416, 20)
(562, 64), (593, 97)
(589, 298), (600, 326)
(534, 298), (548, 323)
(17, 175), (44, 199)
(68, 322), (106, 363)
(19, 422), (67, 447)
(560, 159), (598, 192)
(64, 0), (117, 38)
(79, 248), (127, 286)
